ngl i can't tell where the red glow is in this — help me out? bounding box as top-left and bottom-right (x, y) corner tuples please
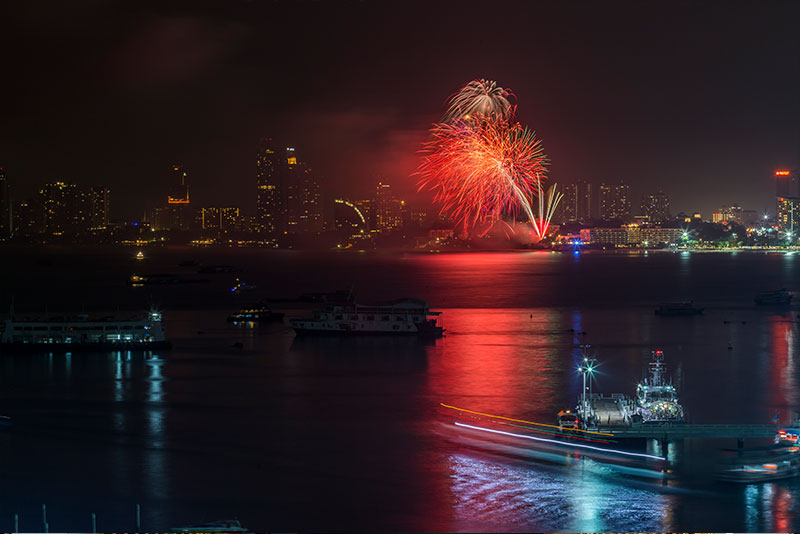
(417, 110), (548, 232)
(776, 170), (791, 176)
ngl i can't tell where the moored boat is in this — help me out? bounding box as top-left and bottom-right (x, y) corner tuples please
(170, 519), (251, 533)
(635, 350), (684, 423)
(0, 310), (171, 352)
(655, 302), (704, 316)
(755, 288), (792, 305)
(290, 298), (443, 336)
(227, 305), (284, 323)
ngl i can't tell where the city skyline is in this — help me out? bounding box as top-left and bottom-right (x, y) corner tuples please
(1, 1), (798, 220)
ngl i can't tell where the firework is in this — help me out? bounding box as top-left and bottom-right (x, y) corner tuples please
(418, 114), (548, 231)
(443, 79), (513, 122)
(531, 183), (564, 240)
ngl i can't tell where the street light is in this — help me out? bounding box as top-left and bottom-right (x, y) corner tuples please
(577, 346), (596, 427)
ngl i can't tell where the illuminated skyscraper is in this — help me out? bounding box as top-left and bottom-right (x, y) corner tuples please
(256, 138), (285, 237)
(559, 181), (592, 223)
(168, 165), (190, 204)
(599, 181), (631, 221)
(285, 151), (324, 234)
(87, 186), (110, 228)
(202, 206), (240, 230)
(166, 165), (191, 230)
(375, 182), (404, 231)
(39, 182), (80, 234)
(640, 191), (671, 223)
(775, 170), (799, 234)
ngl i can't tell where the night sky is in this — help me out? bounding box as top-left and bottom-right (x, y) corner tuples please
(2, 0), (798, 219)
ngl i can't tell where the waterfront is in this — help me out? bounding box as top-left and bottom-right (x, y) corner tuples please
(0, 248), (798, 531)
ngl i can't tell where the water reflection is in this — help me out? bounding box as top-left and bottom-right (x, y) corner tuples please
(768, 316), (799, 421)
(744, 482), (798, 532)
(448, 453), (674, 532)
(427, 308), (566, 420)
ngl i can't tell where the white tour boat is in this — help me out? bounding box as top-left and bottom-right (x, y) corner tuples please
(290, 298), (444, 336)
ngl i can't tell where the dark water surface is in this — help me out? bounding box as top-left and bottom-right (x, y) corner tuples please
(0, 246), (799, 532)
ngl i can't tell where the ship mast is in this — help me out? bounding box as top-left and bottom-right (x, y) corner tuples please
(649, 350), (666, 387)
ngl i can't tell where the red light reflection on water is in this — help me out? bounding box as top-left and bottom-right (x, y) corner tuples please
(428, 307), (566, 420)
(768, 316), (798, 421)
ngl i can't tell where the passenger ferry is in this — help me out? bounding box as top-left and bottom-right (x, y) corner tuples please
(290, 298), (444, 336)
(0, 311), (170, 351)
(635, 350), (684, 423)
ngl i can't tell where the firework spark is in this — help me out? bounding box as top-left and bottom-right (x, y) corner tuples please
(418, 113), (548, 232)
(443, 79), (514, 122)
(531, 183), (564, 240)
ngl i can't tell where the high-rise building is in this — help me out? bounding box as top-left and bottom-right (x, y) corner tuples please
(221, 207), (239, 230)
(599, 181), (631, 221)
(777, 197), (799, 233)
(201, 207), (221, 229)
(776, 170), (799, 234)
(640, 191), (671, 223)
(166, 165), (191, 230)
(256, 138), (285, 237)
(39, 182), (81, 234)
(11, 199), (39, 237)
(776, 170), (799, 198)
(256, 140), (324, 237)
(201, 206), (241, 230)
(375, 182), (404, 231)
(0, 168), (9, 238)
(168, 165), (190, 204)
(285, 155), (324, 234)
(87, 186), (110, 229)
(559, 183), (577, 223)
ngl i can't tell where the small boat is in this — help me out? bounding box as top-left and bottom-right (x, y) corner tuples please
(0, 416), (12, 429)
(227, 305), (284, 323)
(170, 519), (251, 533)
(128, 274), (208, 285)
(655, 302), (704, 316)
(135, 251), (144, 261)
(230, 278), (256, 293)
(755, 288), (792, 305)
(716, 444), (800, 483)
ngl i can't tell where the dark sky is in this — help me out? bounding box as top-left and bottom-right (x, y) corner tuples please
(2, 0), (798, 219)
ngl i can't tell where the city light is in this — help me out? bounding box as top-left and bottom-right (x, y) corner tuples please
(776, 170), (791, 176)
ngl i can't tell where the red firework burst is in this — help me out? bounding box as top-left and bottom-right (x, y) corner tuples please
(417, 113), (549, 232)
